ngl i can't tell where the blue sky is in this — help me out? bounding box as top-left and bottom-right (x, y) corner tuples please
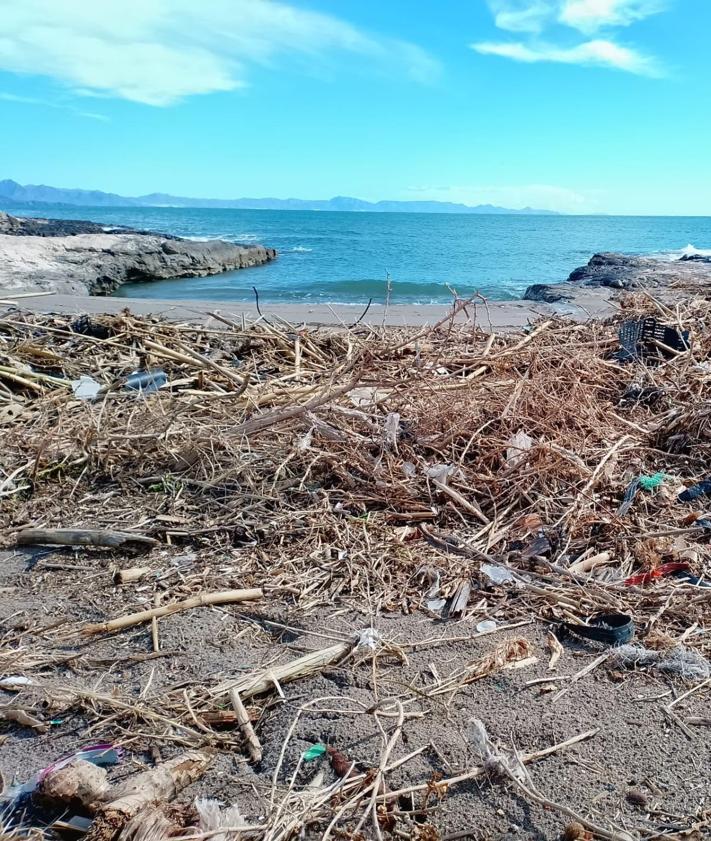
(0, 0), (708, 214)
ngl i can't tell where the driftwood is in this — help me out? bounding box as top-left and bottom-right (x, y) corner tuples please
(113, 567), (151, 584)
(16, 528), (158, 550)
(84, 750), (214, 841)
(81, 589), (264, 636)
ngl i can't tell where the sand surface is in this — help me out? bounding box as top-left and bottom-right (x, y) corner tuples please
(0, 289), (620, 329)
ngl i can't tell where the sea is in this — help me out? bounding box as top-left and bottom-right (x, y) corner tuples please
(11, 205), (711, 304)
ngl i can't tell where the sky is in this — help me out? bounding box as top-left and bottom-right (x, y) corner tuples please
(0, 0), (709, 214)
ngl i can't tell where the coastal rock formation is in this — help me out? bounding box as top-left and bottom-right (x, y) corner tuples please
(0, 212), (276, 296)
(524, 251), (711, 303)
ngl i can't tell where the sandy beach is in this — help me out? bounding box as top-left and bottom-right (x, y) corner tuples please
(1, 288), (620, 329)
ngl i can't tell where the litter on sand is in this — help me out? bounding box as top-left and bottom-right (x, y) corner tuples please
(1, 297), (711, 841)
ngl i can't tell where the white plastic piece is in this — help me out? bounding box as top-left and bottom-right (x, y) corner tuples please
(72, 375), (102, 401)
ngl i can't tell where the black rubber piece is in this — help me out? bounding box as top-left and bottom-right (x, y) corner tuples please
(560, 613), (635, 646)
(672, 571), (711, 588)
(678, 480), (711, 503)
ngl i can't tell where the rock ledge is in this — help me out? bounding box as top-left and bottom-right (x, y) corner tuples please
(0, 211), (277, 295)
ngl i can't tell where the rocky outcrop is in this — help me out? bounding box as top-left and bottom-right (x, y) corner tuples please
(0, 212), (276, 296)
(524, 252), (711, 304)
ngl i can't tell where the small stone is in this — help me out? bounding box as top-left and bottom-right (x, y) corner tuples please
(562, 822), (591, 841)
(626, 788), (648, 808)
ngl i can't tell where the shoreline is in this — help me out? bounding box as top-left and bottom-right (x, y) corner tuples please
(1, 210), (710, 327)
(0, 287), (621, 329)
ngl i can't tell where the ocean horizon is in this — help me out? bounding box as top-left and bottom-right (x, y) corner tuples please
(9, 204), (711, 304)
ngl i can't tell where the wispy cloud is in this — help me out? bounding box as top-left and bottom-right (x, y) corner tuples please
(559, 0), (665, 34)
(0, 91), (110, 121)
(0, 0), (439, 106)
(474, 38), (659, 74)
(476, 0), (665, 74)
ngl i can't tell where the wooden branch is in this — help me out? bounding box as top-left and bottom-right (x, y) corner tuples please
(229, 688), (263, 763)
(84, 750), (214, 841)
(17, 528), (158, 550)
(80, 588), (263, 636)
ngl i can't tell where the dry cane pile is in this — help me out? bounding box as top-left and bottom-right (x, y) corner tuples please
(0, 295), (709, 841)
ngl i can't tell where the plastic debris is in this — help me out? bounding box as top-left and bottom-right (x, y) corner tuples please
(356, 628), (382, 650)
(303, 744), (328, 762)
(194, 798), (248, 841)
(0, 675), (33, 690)
(624, 561), (690, 587)
(505, 430), (534, 469)
(383, 412), (401, 449)
(560, 613), (634, 646)
(124, 369), (168, 394)
(1, 742), (122, 814)
(476, 619), (498, 633)
(418, 566), (447, 613)
(609, 644), (710, 680)
(678, 479), (711, 503)
(72, 375), (103, 401)
(638, 472), (666, 491)
(618, 318), (690, 363)
(425, 463), (456, 485)
(480, 563), (517, 585)
(618, 472), (666, 516)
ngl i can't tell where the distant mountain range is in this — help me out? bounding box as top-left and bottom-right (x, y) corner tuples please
(0, 179), (558, 215)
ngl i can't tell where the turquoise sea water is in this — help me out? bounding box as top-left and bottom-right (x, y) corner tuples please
(11, 205), (711, 304)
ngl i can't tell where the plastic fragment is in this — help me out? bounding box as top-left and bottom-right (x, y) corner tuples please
(560, 613), (634, 646)
(72, 375), (102, 401)
(638, 472), (666, 491)
(678, 479), (711, 503)
(125, 369), (168, 394)
(1, 742), (122, 813)
(624, 561), (690, 587)
(505, 430), (534, 469)
(618, 473), (666, 516)
(425, 463), (456, 485)
(0, 675), (33, 690)
(480, 563), (516, 585)
(356, 628), (381, 650)
(303, 744), (327, 762)
(618, 318), (690, 363)
(476, 620), (498, 633)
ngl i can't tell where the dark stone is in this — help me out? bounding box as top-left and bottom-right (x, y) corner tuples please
(523, 283), (574, 303)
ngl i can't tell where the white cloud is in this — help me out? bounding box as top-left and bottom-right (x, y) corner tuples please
(0, 0), (438, 106)
(559, 0), (665, 33)
(486, 0), (665, 33)
(479, 0), (665, 74)
(473, 38), (658, 74)
(487, 1), (555, 33)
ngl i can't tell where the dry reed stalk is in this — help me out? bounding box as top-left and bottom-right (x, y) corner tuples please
(212, 640), (353, 701)
(425, 638), (533, 696)
(80, 588), (263, 636)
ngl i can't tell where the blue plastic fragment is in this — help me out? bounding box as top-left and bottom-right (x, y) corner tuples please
(125, 369), (168, 394)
